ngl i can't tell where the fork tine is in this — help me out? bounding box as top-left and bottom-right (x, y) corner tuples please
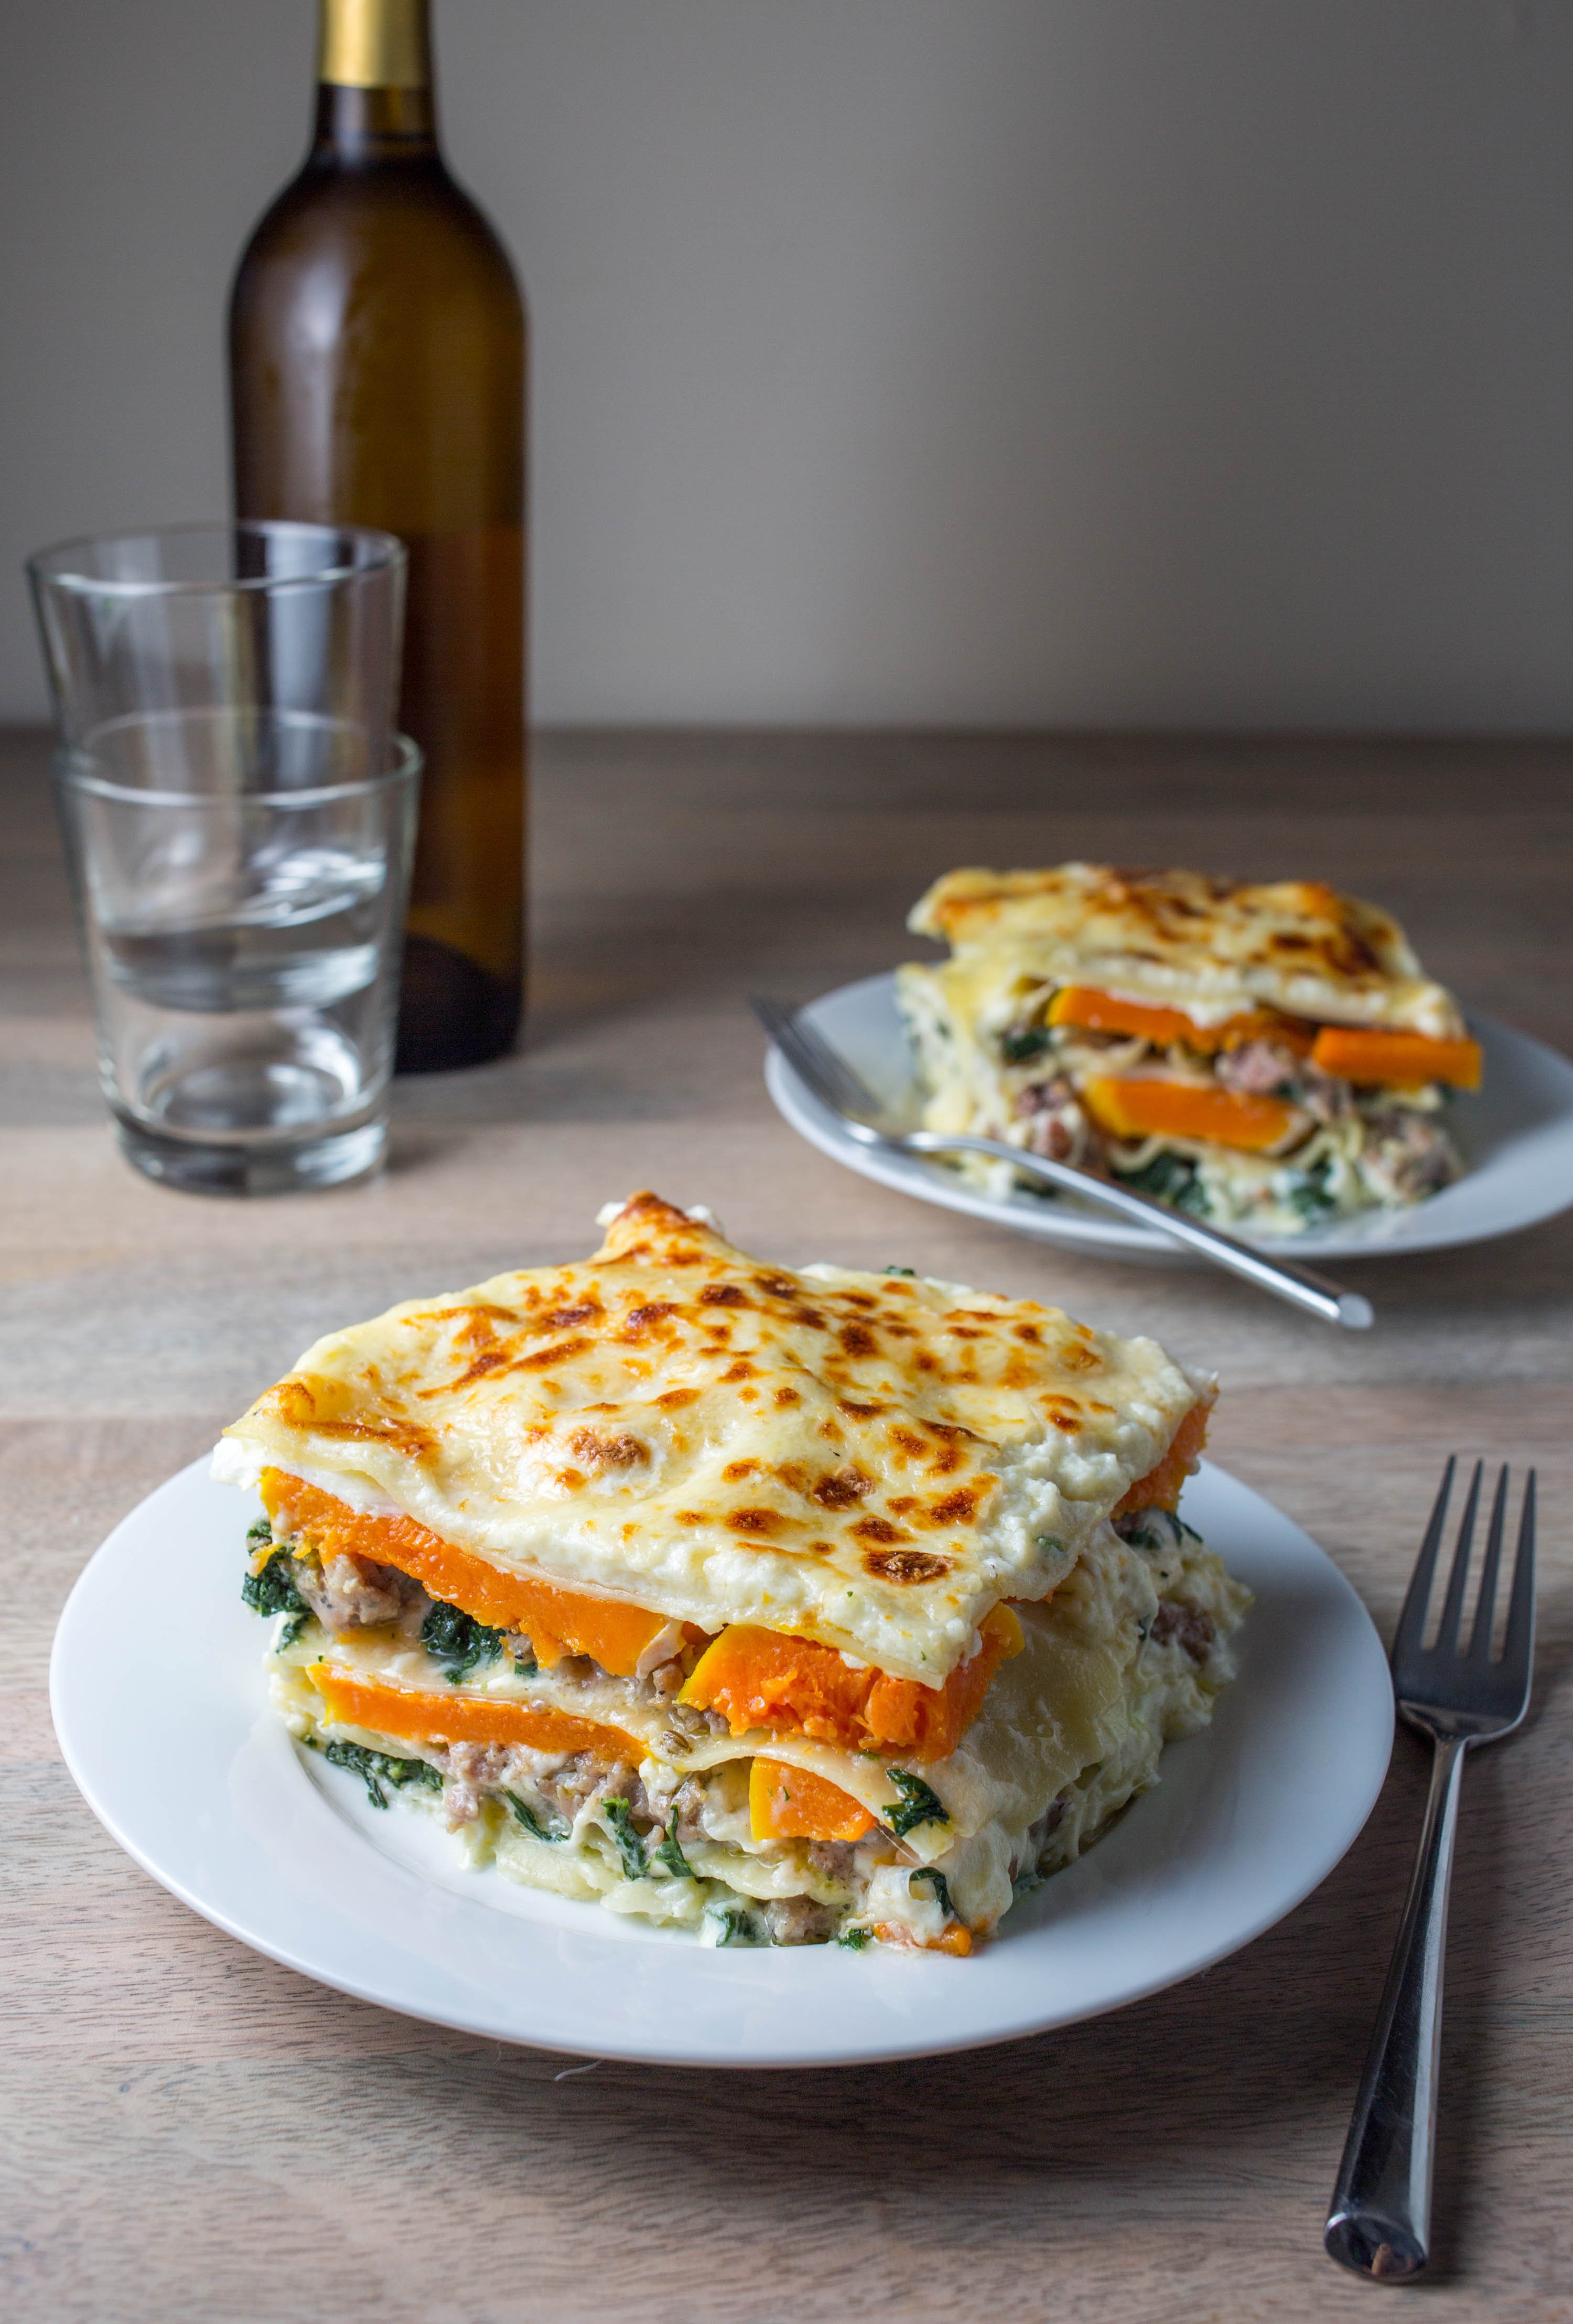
(783, 1019), (871, 1114)
(1467, 1466), (1510, 1660)
(1502, 1470), (1537, 1683)
(751, 997), (827, 1092)
(1432, 1459), (1483, 1656)
(749, 996), (882, 1120)
(796, 1025), (871, 1109)
(1391, 1456), (1456, 1662)
(753, 999), (806, 1084)
(750, 995), (802, 1052)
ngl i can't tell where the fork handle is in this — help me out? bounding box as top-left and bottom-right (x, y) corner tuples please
(904, 1132), (1373, 1329)
(1325, 1730), (1469, 2281)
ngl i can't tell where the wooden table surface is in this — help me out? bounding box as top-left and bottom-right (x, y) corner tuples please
(3, 726), (1569, 2323)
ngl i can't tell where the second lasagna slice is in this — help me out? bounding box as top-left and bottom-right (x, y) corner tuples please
(898, 863), (1480, 1232)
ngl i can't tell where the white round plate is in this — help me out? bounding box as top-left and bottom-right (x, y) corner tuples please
(766, 974), (1573, 1263)
(52, 1455), (1392, 2068)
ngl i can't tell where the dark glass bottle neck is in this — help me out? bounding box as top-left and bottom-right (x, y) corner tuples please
(312, 81), (441, 159)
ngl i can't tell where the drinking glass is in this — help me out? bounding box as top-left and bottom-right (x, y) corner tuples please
(29, 522), (420, 1194)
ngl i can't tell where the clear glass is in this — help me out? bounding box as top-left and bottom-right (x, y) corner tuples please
(29, 522), (419, 1194)
(29, 519), (406, 756)
(51, 715), (421, 1194)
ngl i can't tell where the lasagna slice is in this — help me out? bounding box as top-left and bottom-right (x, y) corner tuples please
(898, 864), (1481, 1234)
(220, 1193), (1248, 1954)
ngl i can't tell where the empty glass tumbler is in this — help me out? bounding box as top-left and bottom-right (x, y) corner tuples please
(29, 522), (419, 1193)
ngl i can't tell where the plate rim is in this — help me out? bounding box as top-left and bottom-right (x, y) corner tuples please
(766, 972), (1573, 1265)
(50, 1454), (1394, 2070)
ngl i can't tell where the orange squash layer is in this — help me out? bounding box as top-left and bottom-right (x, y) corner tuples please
(1113, 1394), (1212, 1519)
(681, 1602), (1024, 1763)
(873, 1919), (974, 1957)
(1082, 1075), (1298, 1153)
(1309, 1026), (1482, 1090)
(748, 1757), (875, 1843)
(1048, 986), (1314, 1056)
(310, 1665), (641, 1759)
(261, 1471), (674, 1676)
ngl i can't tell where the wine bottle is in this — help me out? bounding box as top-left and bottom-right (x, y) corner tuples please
(229, 0), (526, 1072)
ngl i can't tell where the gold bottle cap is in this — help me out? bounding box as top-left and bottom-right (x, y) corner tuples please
(319, 0), (431, 90)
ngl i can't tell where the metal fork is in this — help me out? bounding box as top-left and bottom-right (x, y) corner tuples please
(1326, 1458), (1537, 2282)
(751, 995), (1374, 1330)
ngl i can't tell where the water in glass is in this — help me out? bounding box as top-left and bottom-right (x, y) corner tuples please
(58, 708), (419, 1193)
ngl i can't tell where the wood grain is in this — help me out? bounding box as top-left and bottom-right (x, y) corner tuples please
(2, 725), (1569, 2322)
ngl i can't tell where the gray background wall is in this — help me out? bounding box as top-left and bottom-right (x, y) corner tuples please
(5, 0), (1573, 729)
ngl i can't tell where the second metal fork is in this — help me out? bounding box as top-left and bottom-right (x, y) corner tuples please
(752, 994), (1374, 1329)
(1326, 1458), (1537, 2282)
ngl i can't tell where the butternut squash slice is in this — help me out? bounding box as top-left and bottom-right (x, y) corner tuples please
(680, 1603), (1023, 1763)
(1113, 1394), (1212, 1519)
(1081, 1077), (1298, 1153)
(261, 1470), (675, 1675)
(748, 1757), (875, 1843)
(310, 1665), (641, 1759)
(1048, 987), (1313, 1055)
(872, 1919), (974, 1957)
(1309, 1027), (1481, 1090)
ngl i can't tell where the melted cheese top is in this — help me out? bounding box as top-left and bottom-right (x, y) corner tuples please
(217, 1192), (1204, 1683)
(908, 863), (1463, 1035)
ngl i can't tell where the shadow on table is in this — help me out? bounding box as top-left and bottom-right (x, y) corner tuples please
(380, 1753), (1457, 2277)
(377, 1560), (1570, 2297)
